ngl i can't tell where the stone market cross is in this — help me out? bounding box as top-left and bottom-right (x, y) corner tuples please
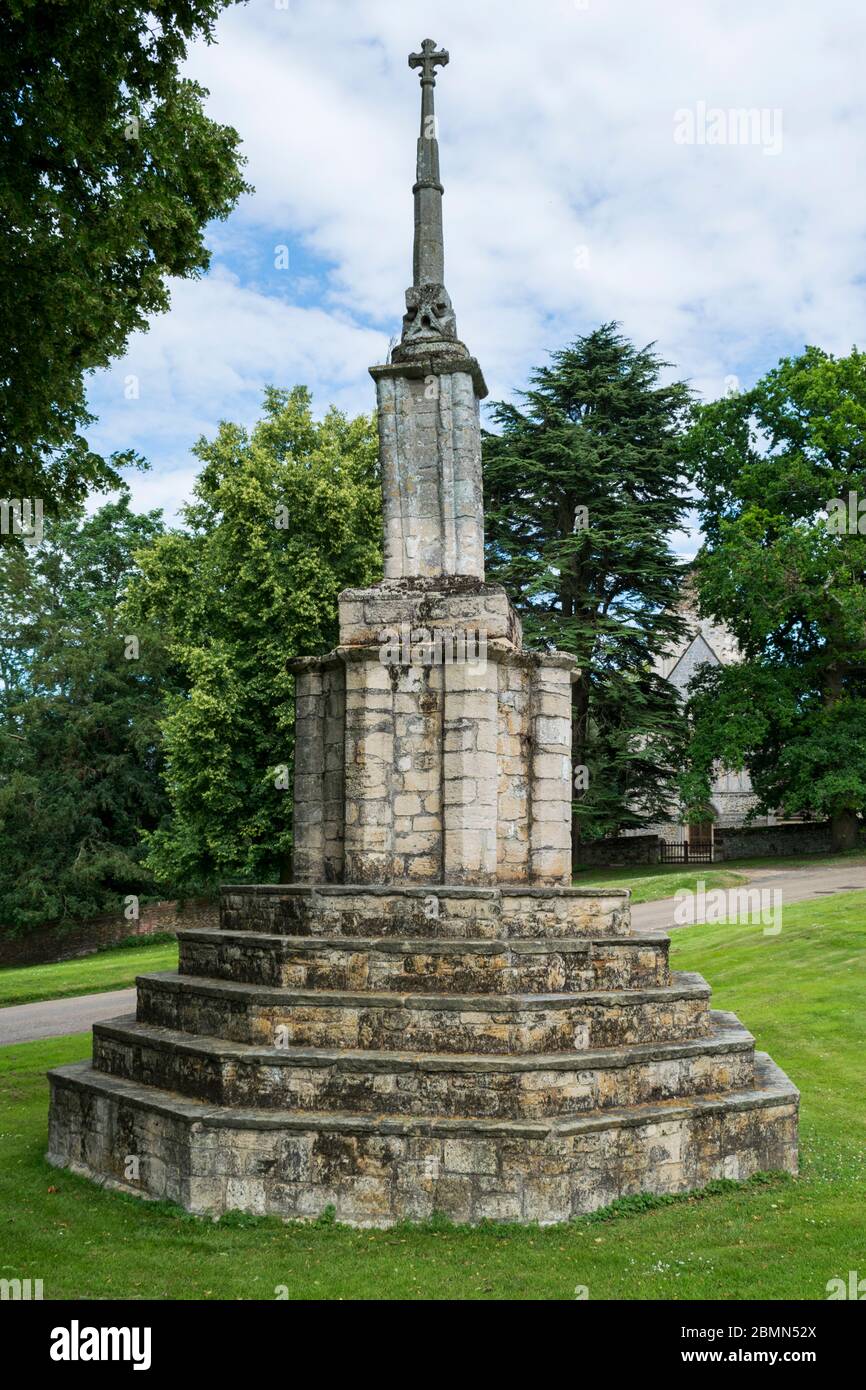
(47, 41), (798, 1227)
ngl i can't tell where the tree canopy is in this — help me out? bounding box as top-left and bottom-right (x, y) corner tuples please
(482, 323), (692, 847)
(128, 386), (382, 892)
(681, 345), (866, 850)
(0, 496), (172, 928)
(0, 0), (248, 509)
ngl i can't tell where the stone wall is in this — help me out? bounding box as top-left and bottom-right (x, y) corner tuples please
(291, 656), (346, 883)
(48, 1052), (798, 1225)
(292, 643), (576, 887)
(0, 898), (217, 968)
(338, 577), (523, 650)
(715, 821), (840, 860)
(371, 363), (486, 581)
(290, 580), (577, 888)
(574, 834), (661, 868)
(574, 820), (858, 867)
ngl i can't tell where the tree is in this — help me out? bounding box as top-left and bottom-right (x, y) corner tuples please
(128, 386), (381, 891)
(0, 0), (248, 509)
(681, 345), (866, 852)
(482, 324), (692, 851)
(0, 497), (172, 930)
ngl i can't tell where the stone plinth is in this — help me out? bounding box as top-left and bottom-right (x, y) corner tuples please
(47, 1054), (798, 1225)
(371, 360), (487, 581)
(47, 884), (799, 1225)
(289, 577), (577, 889)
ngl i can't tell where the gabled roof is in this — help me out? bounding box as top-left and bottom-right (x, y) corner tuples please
(666, 632), (719, 694)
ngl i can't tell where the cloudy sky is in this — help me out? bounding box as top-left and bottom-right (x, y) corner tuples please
(86, 0), (866, 552)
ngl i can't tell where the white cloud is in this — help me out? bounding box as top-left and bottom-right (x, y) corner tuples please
(87, 267), (385, 520)
(87, 0), (866, 522)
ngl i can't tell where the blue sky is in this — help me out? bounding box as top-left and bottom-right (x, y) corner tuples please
(85, 0), (866, 556)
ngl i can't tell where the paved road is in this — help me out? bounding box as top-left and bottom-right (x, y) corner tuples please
(632, 861), (866, 933)
(2, 861), (865, 1044)
(0, 987), (136, 1047)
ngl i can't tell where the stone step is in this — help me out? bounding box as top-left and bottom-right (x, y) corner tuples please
(135, 969), (712, 1054)
(177, 928), (669, 995)
(47, 1053), (800, 1225)
(92, 1011), (755, 1121)
(220, 884), (631, 940)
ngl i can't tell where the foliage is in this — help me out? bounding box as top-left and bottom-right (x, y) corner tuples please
(129, 386), (381, 891)
(0, 497), (172, 928)
(0, 0), (249, 508)
(482, 323), (692, 844)
(682, 346), (866, 850)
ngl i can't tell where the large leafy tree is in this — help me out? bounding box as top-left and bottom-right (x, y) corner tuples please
(129, 386), (382, 891)
(0, 0), (248, 508)
(681, 345), (866, 851)
(0, 497), (172, 930)
(482, 324), (692, 850)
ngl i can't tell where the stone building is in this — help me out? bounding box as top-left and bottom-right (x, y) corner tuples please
(47, 40), (797, 1225)
(647, 577), (778, 850)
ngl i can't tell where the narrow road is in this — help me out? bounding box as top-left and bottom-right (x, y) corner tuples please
(631, 861), (866, 933)
(0, 987), (136, 1046)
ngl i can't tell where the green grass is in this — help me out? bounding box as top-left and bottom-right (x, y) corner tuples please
(0, 894), (863, 1299)
(0, 937), (179, 1008)
(718, 847), (866, 871)
(572, 849), (866, 904)
(670, 890), (866, 1137)
(572, 863), (748, 903)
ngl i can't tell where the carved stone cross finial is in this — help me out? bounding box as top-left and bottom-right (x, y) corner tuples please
(394, 38), (459, 351)
(408, 38), (449, 85)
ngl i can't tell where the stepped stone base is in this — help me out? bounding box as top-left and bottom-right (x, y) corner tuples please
(47, 1054), (797, 1226)
(46, 883), (798, 1226)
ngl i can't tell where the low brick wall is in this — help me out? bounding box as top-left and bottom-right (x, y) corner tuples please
(0, 898), (219, 968)
(573, 834), (661, 868)
(715, 822), (839, 861)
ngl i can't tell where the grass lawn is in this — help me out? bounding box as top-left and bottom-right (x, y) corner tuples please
(573, 849), (866, 904)
(572, 864), (748, 904)
(0, 893), (863, 1299)
(0, 938), (179, 1008)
